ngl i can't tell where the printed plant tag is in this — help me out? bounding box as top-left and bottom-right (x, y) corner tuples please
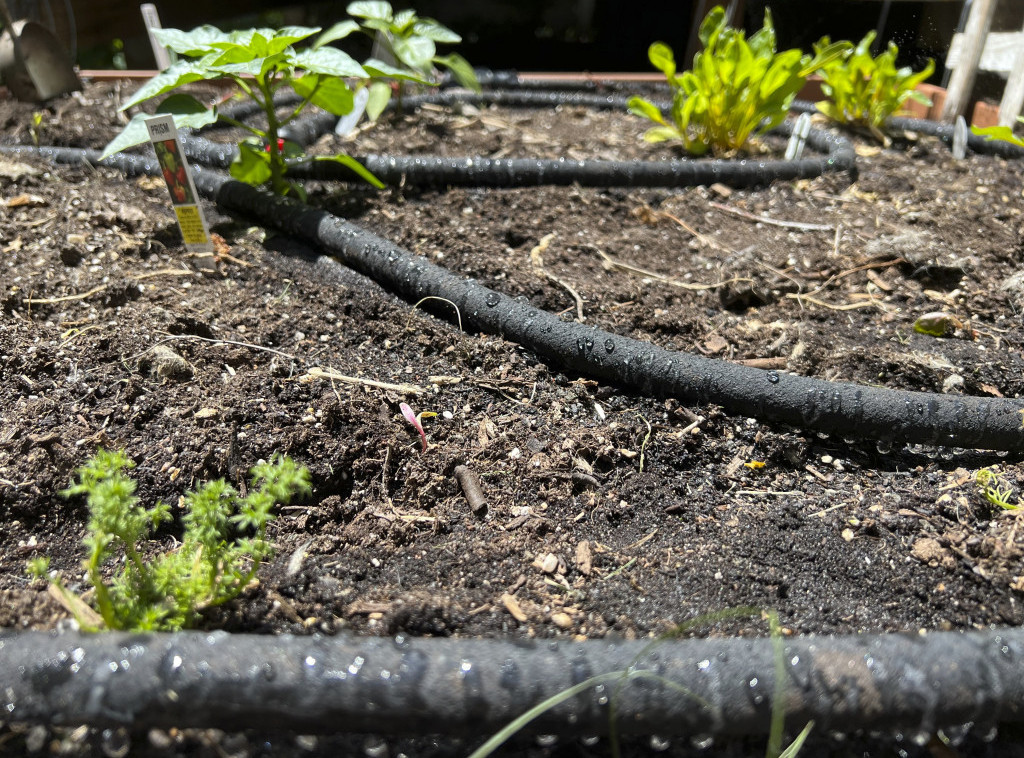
(145, 114), (212, 252)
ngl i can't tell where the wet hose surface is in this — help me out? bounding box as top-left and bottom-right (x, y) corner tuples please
(7, 144), (1024, 452)
(3, 627), (1024, 737)
(185, 89), (857, 188)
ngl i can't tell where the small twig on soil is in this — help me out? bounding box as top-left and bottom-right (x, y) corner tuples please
(530, 232), (586, 322)
(131, 334), (298, 363)
(632, 204), (726, 251)
(733, 357), (787, 369)
(132, 267), (197, 281)
(588, 246), (750, 291)
(454, 465), (487, 516)
(601, 557), (637, 581)
(801, 257), (903, 299)
(637, 414), (652, 473)
(22, 285), (105, 305)
(305, 367), (424, 396)
(785, 293), (885, 311)
(709, 201), (834, 232)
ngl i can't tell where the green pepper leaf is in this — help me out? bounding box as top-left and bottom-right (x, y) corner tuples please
(314, 154), (386, 188)
(291, 47), (368, 78)
(231, 141), (273, 186)
(347, 1), (392, 22)
(434, 53), (479, 92)
(314, 20), (360, 48)
(365, 81), (393, 121)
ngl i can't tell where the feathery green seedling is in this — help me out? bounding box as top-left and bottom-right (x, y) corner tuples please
(99, 24), (428, 196)
(628, 6), (848, 155)
(972, 117), (1024, 148)
(976, 467), (1019, 511)
(30, 449), (310, 631)
(814, 31), (934, 142)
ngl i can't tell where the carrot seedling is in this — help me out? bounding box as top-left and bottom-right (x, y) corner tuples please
(30, 449), (310, 631)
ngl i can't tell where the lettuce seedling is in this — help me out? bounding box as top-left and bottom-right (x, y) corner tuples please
(32, 449), (310, 631)
(814, 31), (934, 142)
(627, 6), (849, 155)
(318, 1), (480, 120)
(99, 25), (425, 196)
(972, 117), (1024, 148)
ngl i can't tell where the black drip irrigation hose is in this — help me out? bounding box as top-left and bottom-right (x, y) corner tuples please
(186, 89), (855, 188)
(790, 100), (1024, 159)
(8, 144), (1023, 452)
(3, 627), (1024, 739)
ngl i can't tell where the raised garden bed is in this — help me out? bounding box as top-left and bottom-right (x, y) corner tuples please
(2, 77), (1024, 755)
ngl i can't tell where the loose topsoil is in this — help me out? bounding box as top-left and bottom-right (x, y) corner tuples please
(2, 81), (1024, 756)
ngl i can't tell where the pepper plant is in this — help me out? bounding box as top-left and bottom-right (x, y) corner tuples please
(813, 31), (934, 142)
(627, 6), (849, 155)
(99, 24), (425, 196)
(316, 1), (480, 121)
(30, 449), (311, 631)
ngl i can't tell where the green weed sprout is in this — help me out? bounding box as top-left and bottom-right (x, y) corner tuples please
(813, 31), (934, 142)
(972, 117), (1024, 148)
(31, 449), (310, 631)
(98, 25), (425, 196)
(627, 6), (849, 155)
(320, 1), (480, 120)
(976, 467), (1020, 510)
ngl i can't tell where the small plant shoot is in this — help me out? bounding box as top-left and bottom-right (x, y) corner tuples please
(972, 116), (1024, 148)
(98, 24), (427, 196)
(32, 449), (310, 631)
(627, 6), (849, 155)
(320, 1), (480, 120)
(814, 31), (934, 142)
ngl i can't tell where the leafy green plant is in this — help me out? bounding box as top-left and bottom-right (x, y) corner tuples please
(316, 1), (480, 120)
(30, 449), (310, 631)
(627, 6), (848, 155)
(98, 24), (425, 196)
(813, 31), (934, 141)
(972, 117), (1024, 148)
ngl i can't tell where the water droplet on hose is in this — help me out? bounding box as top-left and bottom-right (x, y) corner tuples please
(649, 735), (671, 751)
(767, 371), (779, 384)
(101, 727), (131, 758)
(604, 339), (615, 353)
(484, 292), (500, 307)
(690, 734), (715, 750)
(536, 734), (558, 747)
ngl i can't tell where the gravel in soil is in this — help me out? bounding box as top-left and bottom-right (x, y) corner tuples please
(2, 81), (1024, 755)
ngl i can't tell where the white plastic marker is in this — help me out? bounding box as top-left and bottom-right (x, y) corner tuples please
(784, 111), (812, 161)
(140, 4), (172, 70)
(145, 114), (213, 253)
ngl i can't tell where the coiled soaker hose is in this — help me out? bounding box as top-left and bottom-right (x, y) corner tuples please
(4, 95), (1024, 742)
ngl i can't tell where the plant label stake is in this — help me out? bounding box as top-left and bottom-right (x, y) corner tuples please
(952, 115), (968, 160)
(145, 114), (212, 253)
(139, 4), (172, 70)
(335, 86), (369, 136)
(785, 112), (812, 160)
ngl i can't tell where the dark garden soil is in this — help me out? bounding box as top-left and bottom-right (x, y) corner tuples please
(2, 81), (1024, 756)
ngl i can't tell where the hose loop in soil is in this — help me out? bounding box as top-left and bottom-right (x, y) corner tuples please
(182, 89), (856, 188)
(790, 100), (1024, 159)
(6, 144), (1020, 452)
